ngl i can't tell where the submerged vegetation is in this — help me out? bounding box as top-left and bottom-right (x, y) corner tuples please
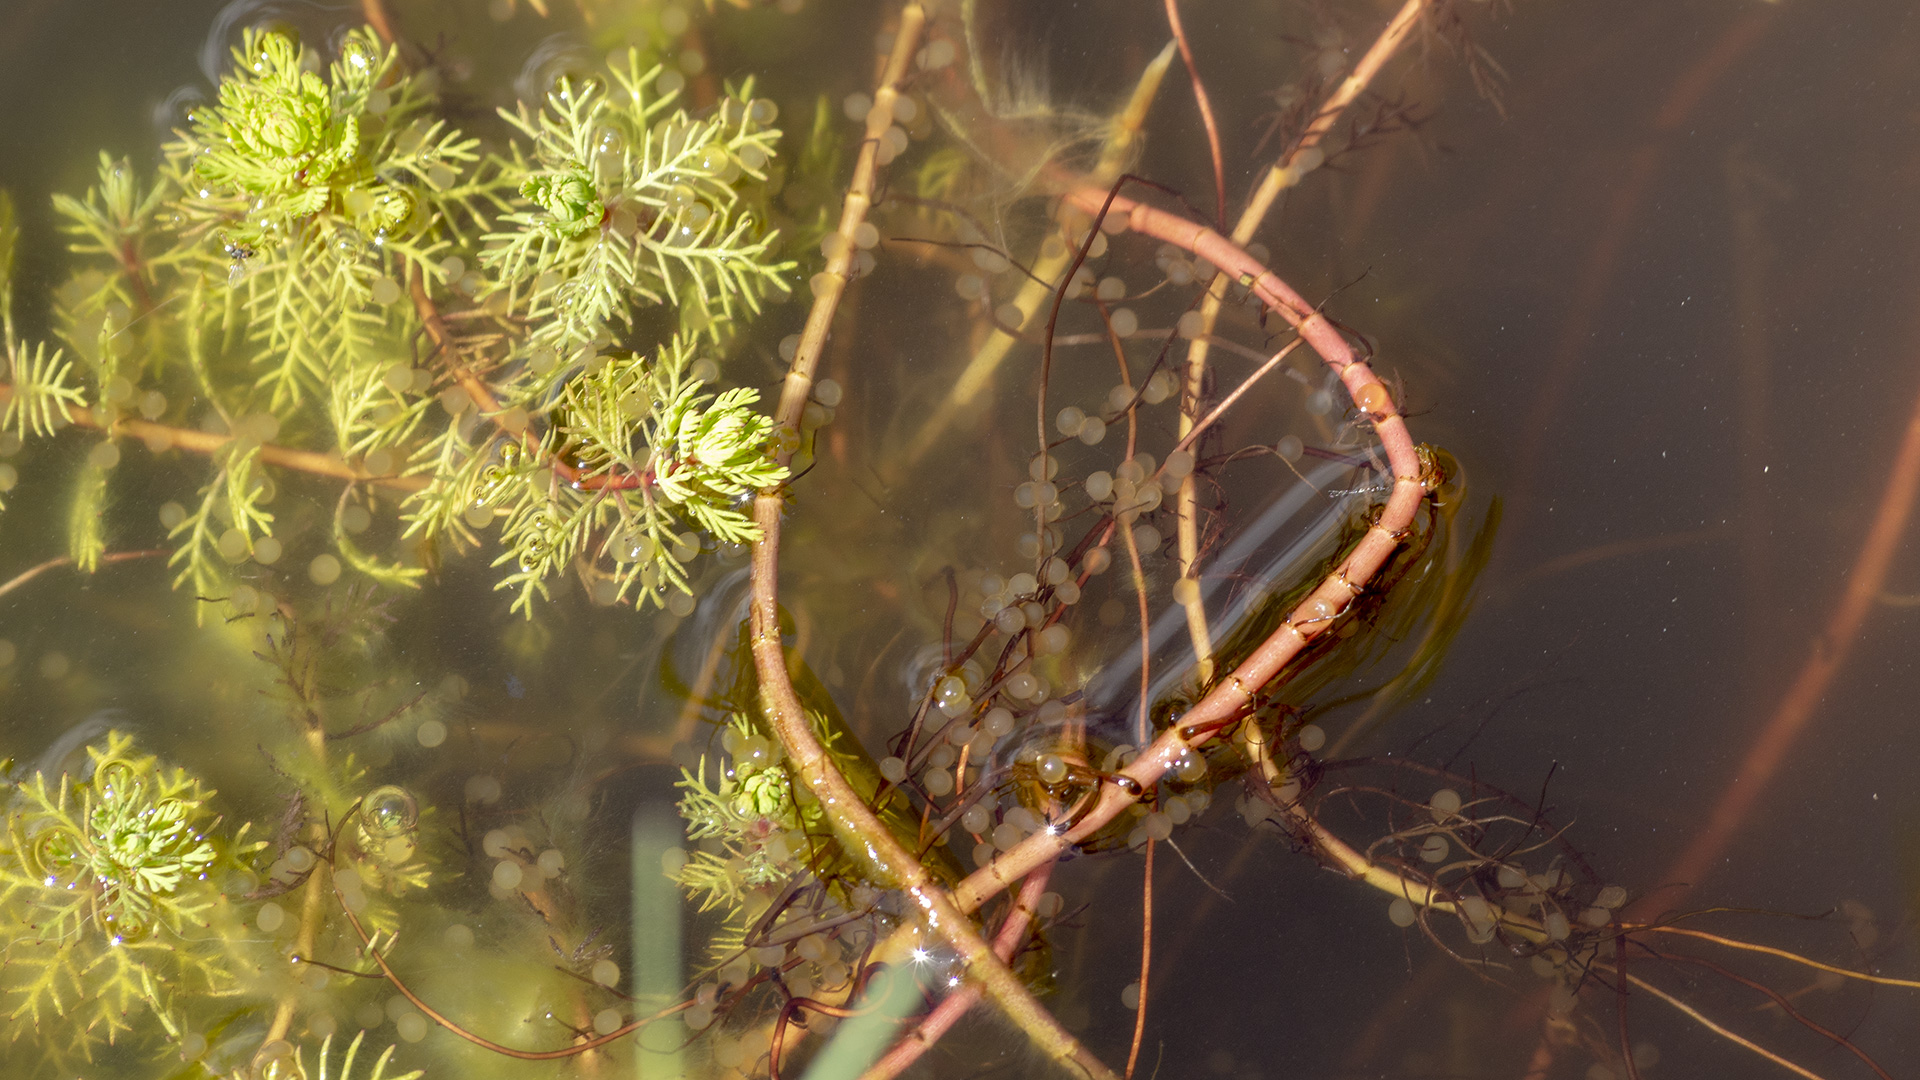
(6, 20), (791, 612)
(0, 2), (1913, 1080)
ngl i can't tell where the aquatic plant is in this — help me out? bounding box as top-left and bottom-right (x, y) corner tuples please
(0, 731), (252, 1062)
(261, 1031), (422, 1080)
(0, 22), (794, 615)
(0, 3), (1910, 1080)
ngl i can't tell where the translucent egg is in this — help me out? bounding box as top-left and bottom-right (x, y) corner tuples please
(492, 860), (523, 889)
(1171, 577), (1201, 606)
(1388, 898), (1417, 928)
(961, 803), (992, 834)
(1544, 911), (1570, 941)
(1035, 625), (1069, 656)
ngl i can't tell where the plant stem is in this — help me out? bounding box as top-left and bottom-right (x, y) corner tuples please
(0, 549), (164, 600)
(857, 864), (1055, 1080)
(1642, 373), (1920, 912)
(1124, 838), (1154, 1080)
(1162, 0), (1224, 228)
(0, 384), (424, 490)
(1170, 0), (1429, 697)
(748, 7), (1117, 1077)
(898, 41), (1179, 470)
(946, 198), (1430, 915)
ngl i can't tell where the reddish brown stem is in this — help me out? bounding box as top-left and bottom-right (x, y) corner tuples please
(0, 549), (166, 601)
(1643, 368), (1920, 911)
(952, 194), (1430, 917)
(1124, 837), (1155, 1080)
(0, 385), (424, 490)
(858, 864), (1056, 1080)
(1162, 0), (1225, 227)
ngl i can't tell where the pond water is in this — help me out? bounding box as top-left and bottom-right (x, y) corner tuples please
(1, 1), (1916, 1078)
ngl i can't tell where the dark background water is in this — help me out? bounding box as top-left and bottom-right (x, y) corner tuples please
(3, 0), (1918, 1077)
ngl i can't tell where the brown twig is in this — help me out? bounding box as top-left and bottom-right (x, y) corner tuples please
(1623, 972), (1832, 1080)
(1162, 0), (1224, 227)
(1626, 923), (1920, 989)
(0, 386), (424, 490)
(0, 549), (166, 601)
(857, 865), (1056, 1080)
(1124, 838), (1155, 1080)
(748, 8), (1116, 1077)
(1634, 946), (1892, 1080)
(949, 191), (1430, 920)
(1170, 0), (1430, 685)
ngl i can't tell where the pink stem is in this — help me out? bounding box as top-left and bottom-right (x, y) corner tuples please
(858, 865), (1056, 1080)
(952, 191), (1431, 916)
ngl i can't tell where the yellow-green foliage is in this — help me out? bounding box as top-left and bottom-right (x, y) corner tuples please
(0, 731), (253, 1061)
(0, 27), (799, 618)
(262, 1031), (423, 1080)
